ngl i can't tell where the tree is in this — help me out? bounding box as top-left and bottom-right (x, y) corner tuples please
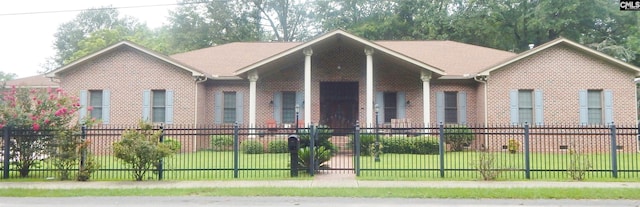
(0, 87), (81, 177)
(0, 71), (16, 82)
(247, 0), (314, 41)
(165, 0), (262, 53)
(46, 6), (143, 71)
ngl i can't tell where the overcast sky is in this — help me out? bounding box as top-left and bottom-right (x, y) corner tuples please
(0, 0), (178, 78)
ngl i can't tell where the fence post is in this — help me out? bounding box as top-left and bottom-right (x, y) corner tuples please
(309, 124), (316, 176)
(80, 125), (87, 172)
(233, 122), (239, 178)
(3, 126), (10, 179)
(524, 123), (531, 179)
(157, 124), (164, 181)
(354, 121), (361, 177)
(438, 123), (445, 178)
(610, 123), (618, 178)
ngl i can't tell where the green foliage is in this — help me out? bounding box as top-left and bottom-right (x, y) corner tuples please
(112, 121), (175, 181)
(210, 135), (234, 151)
(51, 128), (81, 180)
(267, 140), (288, 153)
(298, 126), (336, 153)
(474, 149), (501, 181)
(380, 136), (439, 155)
(77, 153), (100, 182)
(410, 138), (439, 155)
(241, 140), (264, 154)
(297, 146), (332, 170)
(508, 139), (521, 154)
(0, 87), (82, 177)
(356, 134), (376, 156)
(163, 137), (182, 153)
(567, 142), (592, 181)
(444, 125), (474, 152)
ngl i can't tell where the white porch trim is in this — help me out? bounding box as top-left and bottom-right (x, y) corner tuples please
(303, 48), (313, 127)
(365, 48), (374, 127)
(421, 71), (432, 126)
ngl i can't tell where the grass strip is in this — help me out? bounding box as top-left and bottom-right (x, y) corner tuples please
(1, 187), (638, 199)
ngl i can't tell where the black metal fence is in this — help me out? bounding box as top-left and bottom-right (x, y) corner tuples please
(1, 123), (639, 181)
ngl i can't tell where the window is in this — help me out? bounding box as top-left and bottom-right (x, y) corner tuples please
(444, 92), (458, 123)
(518, 90), (533, 124)
(587, 90), (602, 124)
(383, 92), (397, 123)
(282, 91), (296, 123)
(152, 90), (166, 123)
(89, 90), (103, 119)
(223, 92), (237, 123)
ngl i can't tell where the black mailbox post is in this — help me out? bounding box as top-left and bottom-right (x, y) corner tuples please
(288, 135), (300, 177)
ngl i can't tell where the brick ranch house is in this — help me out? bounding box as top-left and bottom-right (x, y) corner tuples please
(9, 29), (640, 152)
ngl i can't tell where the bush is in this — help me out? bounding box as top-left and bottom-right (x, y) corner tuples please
(381, 136), (439, 154)
(210, 135), (233, 151)
(355, 133), (376, 156)
(163, 137), (182, 153)
(508, 139), (520, 154)
(267, 140), (288, 153)
(113, 121), (175, 181)
(382, 137), (412, 154)
(298, 126), (336, 153)
(298, 146), (332, 170)
(241, 140), (264, 154)
(410, 137), (439, 154)
(444, 125), (474, 152)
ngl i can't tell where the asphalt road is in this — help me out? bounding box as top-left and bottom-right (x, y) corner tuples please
(1, 197), (638, 207)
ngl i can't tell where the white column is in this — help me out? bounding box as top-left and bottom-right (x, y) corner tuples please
(248, 70), (259, 129)
(303, 48), (313, 126)
(421, 71), (432, 127)
(365, 48), (374, 127)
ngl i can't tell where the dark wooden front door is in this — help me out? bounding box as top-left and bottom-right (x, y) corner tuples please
(320, 82), (359, 129)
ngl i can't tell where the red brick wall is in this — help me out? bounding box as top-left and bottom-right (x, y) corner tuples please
(486, 44), (638, 125)
(58, 47), (199, 152)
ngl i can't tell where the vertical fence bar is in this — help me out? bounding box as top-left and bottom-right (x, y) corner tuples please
(610, 123), (618, 178)
(438, 123), (445, 178)
(233, 122), (239, 178)
(309, 124), (316, 176)
(354, 121), (361, 176)
(2, 126), (10, 179)
(524, 123), (531, 179)
(158, 125), (164, 180)
(80, 125), (87, 172)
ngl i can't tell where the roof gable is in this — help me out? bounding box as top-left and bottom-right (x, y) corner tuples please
(233, 29), (447, 76)
(478, 38), (640, 77)
(45, 41), (207, 78)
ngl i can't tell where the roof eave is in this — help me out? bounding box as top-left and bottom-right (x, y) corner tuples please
(45, 41), (209, 78)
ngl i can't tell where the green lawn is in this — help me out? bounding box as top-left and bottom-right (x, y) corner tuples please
(3, 150), (639, 181)
(1, 187), (640, 199)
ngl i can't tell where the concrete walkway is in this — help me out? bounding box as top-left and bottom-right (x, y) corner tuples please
(1, 176), (639, 189)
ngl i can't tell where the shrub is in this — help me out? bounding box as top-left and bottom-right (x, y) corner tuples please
(267, 140), (288, 153)
(163, 137), (182, 153)
(210, 135), (234, 151)
(241, 140), (264, 154)
(113, 121), (175, 181)
(444, 125), (474, 152)
(508, 139), (520, 154)
(567, 141), (592, 181)
(410, 137), (439, 154)
(355, 133), (376, 156)
(298, 146), (332, 170)
(382, 137), (412, 154)
(298, 126), (336, 153)
(474, 149), (501, 180)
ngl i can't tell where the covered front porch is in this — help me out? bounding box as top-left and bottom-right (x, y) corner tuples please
(235, 30), (445, 128)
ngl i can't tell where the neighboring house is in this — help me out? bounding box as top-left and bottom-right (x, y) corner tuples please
(4, 75), (59, 88)
(41, 30), (639, 129)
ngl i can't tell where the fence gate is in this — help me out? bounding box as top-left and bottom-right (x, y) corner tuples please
(314, 126), (356, 174)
